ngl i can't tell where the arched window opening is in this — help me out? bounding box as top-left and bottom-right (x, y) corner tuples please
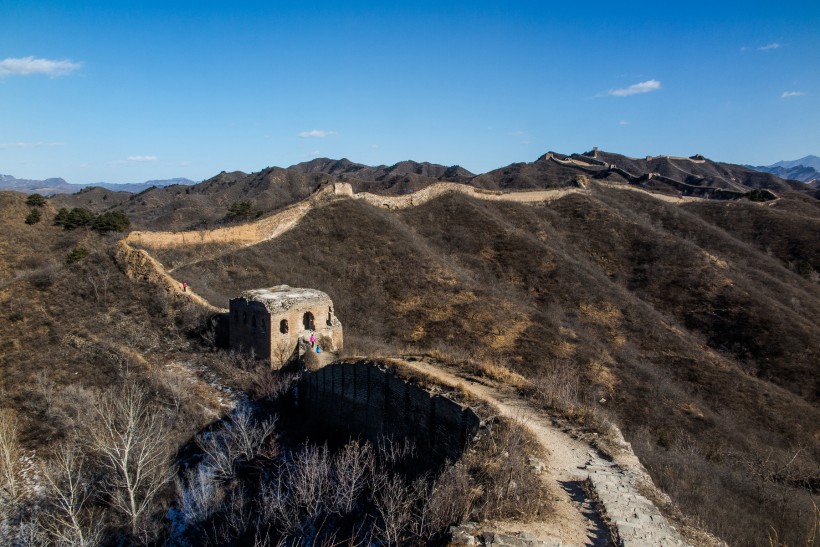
(260, 319), (266, 333)
(251, 315), (257, 329)
(303, 312), (315, 331)
(233, 309), (239, 323)
(243, 311), (247, 325)
(280, 319), (288, 334)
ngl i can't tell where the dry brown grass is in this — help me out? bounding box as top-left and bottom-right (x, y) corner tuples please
(167, 191), (820, 546)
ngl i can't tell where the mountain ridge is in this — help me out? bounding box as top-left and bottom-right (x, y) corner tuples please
(749, 155), (820, 183)
(47, 149), (816, 231)
(0, 174), (196, 195)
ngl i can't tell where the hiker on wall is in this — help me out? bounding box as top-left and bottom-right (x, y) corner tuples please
(309, 333), (315, 348)
(181, 281), (188, 292)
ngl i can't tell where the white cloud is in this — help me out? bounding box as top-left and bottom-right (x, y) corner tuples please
(370, 144), (380, 149)
(298, 129), (336, 138)
(0, 56), (82, 77)
(781, 91), (806, 98)
(606, 80), (661, 97)
(619, 120), (630, 125)
(110, 155), (158, 165)
(741, 43), (784, 53)
(309, 150), (321, 157)
(0, 141), (64, 149)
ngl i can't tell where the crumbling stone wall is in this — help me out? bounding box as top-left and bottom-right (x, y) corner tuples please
(229, 286), (343, 366)
(228, 298), (272, 360)
(298, 361), (480, 463)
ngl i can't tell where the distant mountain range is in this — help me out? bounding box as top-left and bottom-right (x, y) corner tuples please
(44, 150), (817, 232)
(0, 174), (196, 195)
(749, 155), (820, 183)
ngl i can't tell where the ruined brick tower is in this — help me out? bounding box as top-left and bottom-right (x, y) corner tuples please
(229, 285), (343, 367)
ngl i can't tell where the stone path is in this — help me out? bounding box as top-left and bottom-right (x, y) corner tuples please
(388, 358), (692, 547)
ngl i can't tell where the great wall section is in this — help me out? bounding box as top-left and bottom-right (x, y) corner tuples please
(111, 181), (739, 546)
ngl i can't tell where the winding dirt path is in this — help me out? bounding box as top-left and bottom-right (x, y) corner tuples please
(385, 357), (693, 546)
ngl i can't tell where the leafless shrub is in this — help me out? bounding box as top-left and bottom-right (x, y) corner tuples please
(12, 518), (51, 546)
(376, 435), (416, 467)
(89, 383), (174, 541)
(175, 465), (225, 524)
(289, 443), (332, 521)
(462, 418), (547, 521)
(228, 347), (259, 371)
(199, 316), (218, 348)
(0, 408), (22, 502)
(270, 338), (296, 370)
(40, 442), (104, 547)
(258, 468), (303, 536)
(87, 264), (112, 307)
(251, 369), (296, 401)
(372, 472), (416, 544)
(203, 482), (253, 545)
(419, 462), (475, 537)
(196, 402), (277, 481)
(330, 440), (374, 515)
(531, 360), (580, 409)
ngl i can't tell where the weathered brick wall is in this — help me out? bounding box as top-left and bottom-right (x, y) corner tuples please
(228, 297), (343, 365)
(228, 299), (271, 360)
(298, 361), (480, 463)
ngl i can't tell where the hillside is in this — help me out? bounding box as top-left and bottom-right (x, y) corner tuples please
(48, 149), (815, 233)
(164, 183), (819, 546)
(0, 192), (255, 445)
(2, 150), (819, 545)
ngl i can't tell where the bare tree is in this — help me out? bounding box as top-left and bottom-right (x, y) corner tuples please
(89, 383), (173, 540)
(373, 473), (414, 545)
(40, 443), (103, 547)
(12, 518), (51, 547)
(199, 316), (218, 348)
(331, 440), (373, 515)
(197, 402), (277, 481)
(0, 408), (22, 502)
(175, 465), (224, 524)
(87, 265), (112, 307)
(229, 403), (277, 463)
(289, 443), (331, 520)
(205, 482), (252, 545)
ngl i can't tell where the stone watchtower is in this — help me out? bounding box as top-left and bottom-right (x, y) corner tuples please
(228, 285), (343, 367)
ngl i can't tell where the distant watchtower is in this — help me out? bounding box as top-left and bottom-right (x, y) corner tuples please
(228, 285), (343, 367)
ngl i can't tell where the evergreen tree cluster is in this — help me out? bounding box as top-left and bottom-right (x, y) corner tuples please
(54, 207), (131, 233)
(24, 194), (47, 224)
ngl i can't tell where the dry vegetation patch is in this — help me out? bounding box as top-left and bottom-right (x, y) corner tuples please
(169, 191), (819, 545)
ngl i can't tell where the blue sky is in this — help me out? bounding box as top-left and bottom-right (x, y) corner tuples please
(1, 1), (818, 184)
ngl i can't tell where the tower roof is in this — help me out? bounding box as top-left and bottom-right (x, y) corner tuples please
(234, 285), (332, 313)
